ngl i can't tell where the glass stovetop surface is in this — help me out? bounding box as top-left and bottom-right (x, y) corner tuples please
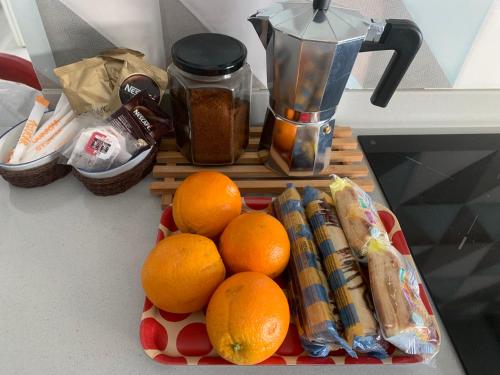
(359, 134), (500, 375)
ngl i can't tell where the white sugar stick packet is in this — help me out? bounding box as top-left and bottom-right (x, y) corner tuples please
(21, 110), (76, 162)
(31, 117), (82, 160)
(30, 94), (73, 145)
(22, 94), (79, 162)
(9, 96), (49, 164)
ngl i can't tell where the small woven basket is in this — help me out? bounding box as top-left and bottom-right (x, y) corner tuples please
(0, 160), (71, 188)
(0, 113), (71, 188)
(72, 145), (159, 196)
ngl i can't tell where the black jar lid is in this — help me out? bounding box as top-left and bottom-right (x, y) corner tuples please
(171, 33), (247, 76)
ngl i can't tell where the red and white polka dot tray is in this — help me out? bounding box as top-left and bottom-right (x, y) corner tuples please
(139, 197), (440, 366)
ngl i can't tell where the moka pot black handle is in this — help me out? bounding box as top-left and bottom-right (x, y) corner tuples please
(360, 19), (423, 107)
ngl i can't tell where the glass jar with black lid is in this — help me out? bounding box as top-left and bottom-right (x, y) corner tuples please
(167, 33), (251, 165)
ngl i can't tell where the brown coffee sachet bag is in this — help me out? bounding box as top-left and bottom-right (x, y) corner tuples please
(99, 49), (145, 86)
(54, 49), (167, 117)
(109, 92), (174, 147)
(54, 57), (113, 115)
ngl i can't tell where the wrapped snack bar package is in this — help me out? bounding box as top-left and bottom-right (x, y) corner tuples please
(303, 187), (388, 358)
(273, 184), (355, 358)
(329, 176), (440, 357)
(366, 238), (440, 356)
(329, 175), (387, 259)
(288, 274), (347, 358)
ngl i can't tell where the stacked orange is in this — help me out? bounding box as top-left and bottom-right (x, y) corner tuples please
(141, 171), (291, 365)
(220, 212), (290, 278)
(172, 171), (242, 238)
(206, 272), (289, 365)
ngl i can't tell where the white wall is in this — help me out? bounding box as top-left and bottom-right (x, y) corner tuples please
(455, 0), (500, 88)
(10, 0), (500, 90)
(59, 0), (165, 68)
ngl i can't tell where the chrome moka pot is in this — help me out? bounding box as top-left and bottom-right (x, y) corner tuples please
(249, 0), (422, 176)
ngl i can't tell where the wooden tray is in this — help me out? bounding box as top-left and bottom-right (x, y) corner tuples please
(139, 197), (439, 365)
(150, 126), (374, 208)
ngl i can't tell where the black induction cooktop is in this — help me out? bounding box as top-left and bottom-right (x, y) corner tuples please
(359, 134), (500, 375)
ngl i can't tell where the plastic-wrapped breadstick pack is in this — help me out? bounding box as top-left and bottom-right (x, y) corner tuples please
(365, 238), (440, 356)
(303, 187), (388, 358)
(273, 184), (355, 358)
(329, 176), (387, 260)
(329, 175), (440, 357)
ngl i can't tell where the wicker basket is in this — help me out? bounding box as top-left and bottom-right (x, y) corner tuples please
(0, 113), (72, 188)
(73, 145), (159, 196)
(0, 159), (71, 188)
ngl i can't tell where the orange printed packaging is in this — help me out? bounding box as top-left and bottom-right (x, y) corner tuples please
(9, 96), (49, 164)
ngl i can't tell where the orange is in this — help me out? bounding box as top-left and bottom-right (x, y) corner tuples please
(173, 171), (242, 238)
(141, 233), (226, 313)
(206, 272), (290, 365)
(273, 118), (297, 153)
(219, 212), (290, 278)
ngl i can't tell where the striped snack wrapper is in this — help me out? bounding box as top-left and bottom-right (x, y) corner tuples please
(303, 186), (388, 358)
(273, 184), (355, 358)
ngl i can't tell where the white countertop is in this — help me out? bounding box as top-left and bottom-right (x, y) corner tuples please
(0, 128), (467, 375)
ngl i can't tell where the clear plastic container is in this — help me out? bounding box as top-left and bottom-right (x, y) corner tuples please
(167, 33), (251, 165)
